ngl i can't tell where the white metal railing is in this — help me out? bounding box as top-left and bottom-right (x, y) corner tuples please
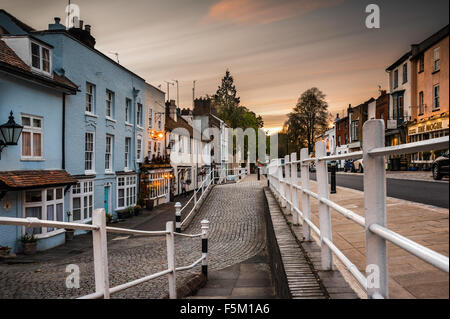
(0, 211), (210, 299)
(267, 119), (449, 299)
(179, 168), (218, 228)
(226, 167), (248, 181)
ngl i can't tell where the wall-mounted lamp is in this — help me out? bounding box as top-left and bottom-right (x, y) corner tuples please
(0, 111), (23, 159)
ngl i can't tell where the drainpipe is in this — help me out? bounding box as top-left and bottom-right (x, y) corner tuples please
(62, 93), (66, 170)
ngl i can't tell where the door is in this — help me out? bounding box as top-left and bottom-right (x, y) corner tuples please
(104, 186), (110, 214)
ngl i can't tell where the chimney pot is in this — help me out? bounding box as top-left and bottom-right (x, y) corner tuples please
(54, 17), (61, 24)
(85, 25), (91, 33)
(79, 20), (84, 29)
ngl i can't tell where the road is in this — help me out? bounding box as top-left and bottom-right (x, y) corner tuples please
(310, 172), (449, 208)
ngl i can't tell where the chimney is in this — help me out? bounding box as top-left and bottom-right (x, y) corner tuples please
(85, 25), (91, 34)
(68, 21), (96, 48)
(79, 20), (84, 29)
(48, 17), (66, 31)
(168, 100), (177, 121)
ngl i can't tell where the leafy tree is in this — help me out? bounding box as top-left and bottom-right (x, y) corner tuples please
(285, 88), (330, 153)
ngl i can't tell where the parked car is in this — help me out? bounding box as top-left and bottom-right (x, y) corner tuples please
(432, 151), (449, 180)
(343, 160), (355, 173)
(354, 159), (364, 173)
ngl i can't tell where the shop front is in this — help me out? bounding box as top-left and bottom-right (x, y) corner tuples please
(408, 114), (450, 168)
(139, 162), (173, 210)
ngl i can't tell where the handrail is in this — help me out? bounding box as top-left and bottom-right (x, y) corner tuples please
(0, 211), (211, 300)
(267, 122), (449, 299)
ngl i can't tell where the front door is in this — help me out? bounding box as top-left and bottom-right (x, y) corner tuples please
(104, 186), (110, 214)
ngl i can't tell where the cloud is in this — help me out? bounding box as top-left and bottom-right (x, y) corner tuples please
(203, 0), (344, 25)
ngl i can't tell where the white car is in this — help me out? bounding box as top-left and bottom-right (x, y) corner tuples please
(354, 159), (364, 173)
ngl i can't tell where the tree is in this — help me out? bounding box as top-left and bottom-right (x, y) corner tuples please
(285, 88), (330, 154)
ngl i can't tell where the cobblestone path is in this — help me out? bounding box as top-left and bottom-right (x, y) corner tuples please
(0, 175), (267, 299)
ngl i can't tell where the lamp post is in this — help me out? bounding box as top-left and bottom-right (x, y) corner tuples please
(0, 111), (23, 160)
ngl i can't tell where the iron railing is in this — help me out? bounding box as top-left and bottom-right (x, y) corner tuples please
(267, 119), (449, 299)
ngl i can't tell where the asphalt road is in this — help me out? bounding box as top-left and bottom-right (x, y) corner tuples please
(310, 172), (449, 209)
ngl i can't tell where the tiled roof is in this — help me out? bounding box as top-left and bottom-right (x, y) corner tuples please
(165, 115), (194, 136)
(0, 39), (78, 92)
(0, 39), (30, 72)
(0, 170), (77, 191)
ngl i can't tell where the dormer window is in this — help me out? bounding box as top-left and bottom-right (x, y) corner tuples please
(31, 42), (51, 75)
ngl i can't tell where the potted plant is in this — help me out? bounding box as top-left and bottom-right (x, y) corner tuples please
(185, 179), (192, 186)
(106, 213), (113, 224)
(21, 234), (37, 255)
(134, 205), (142, 216)
(0, 246), (11, 257)
(65, 211), (75, 241)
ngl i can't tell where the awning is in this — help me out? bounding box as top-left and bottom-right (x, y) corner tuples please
(0, 170), (77, 191)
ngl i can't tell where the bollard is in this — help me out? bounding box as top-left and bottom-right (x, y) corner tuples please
(330, 161), (337, 194)
(166, 221), (177, 299)
(201, 219), (209, 278)
(175, 202), (182, 233)
(257, 167), (260, 180)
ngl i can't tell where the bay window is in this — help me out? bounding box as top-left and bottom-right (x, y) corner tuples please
(23, 187), (64, 236)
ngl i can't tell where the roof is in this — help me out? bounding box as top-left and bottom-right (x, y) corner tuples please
(386, 51), (412, 72)
(0, 170), (77, 191)
(411, 25), (449, 60)
(0, 39), (78, 93)
(0, 9), (35, 33)
(165, 115), (193, 136)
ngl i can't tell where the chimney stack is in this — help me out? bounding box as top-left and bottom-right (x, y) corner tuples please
(169, 100), (177, 121)
(85, 25), (91, 34)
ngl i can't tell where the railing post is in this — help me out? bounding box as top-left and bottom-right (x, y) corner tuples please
(363, 120), (388, 299)
(291, 152), (299, 225)
(166, 221), (177, 299)
(175, 202), (182, 233)
(284, 155), (291, 214)
(330, 161), (337, 194)
(278, 159), (286, 207)
(194, 188), (197, 206)
(300, 148), (311, 241)
(316, 141), (333, 270)
(201, 219), (210, 278)
(92, 208), (110, 299)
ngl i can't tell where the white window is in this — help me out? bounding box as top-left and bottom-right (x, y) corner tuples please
(23, 187), (64, 236)
(137, 103), (143, 127)
(148, 171), (170, 200)
(117, 175), (137, 209)
(125, 98), (131, 123)
(106, 90), (114, 118)
(21, 115), (43, 160)
(71, 180), (93, 222)
(31, 42), (51, 75)
(148, 108), (153, 128)
(433, 84), (440, 109)
(125, 137), (131, 169)
(105, 135), (113, 172)
(86, 83), (95, 114)
(433, 47), (440, 72)
(136, 136), (142, 162)
(85, 132), (95, 173)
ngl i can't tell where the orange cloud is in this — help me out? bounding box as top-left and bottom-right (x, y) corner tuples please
(203, 0), (344, 25)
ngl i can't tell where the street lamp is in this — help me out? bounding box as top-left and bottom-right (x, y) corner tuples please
(0, 111), (23, 159)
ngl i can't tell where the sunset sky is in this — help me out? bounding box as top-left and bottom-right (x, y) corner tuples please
(1, 0), (449, 131)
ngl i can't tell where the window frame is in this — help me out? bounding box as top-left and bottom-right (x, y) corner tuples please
(419, 91), (424, 115)
(85, 131), (95, 174)
(85, 82), (96, 114)
(21, 114), (44, 161)
(106, 90), (115, 119)
(402, 63), (408, 84)
(136, 136), (143, 162)
(105, 134), (113, 173)
(125, 98), (132, 124)
(116, 175), (137, 210)
(22, 187), (64, 238)
(393, 69), (398, 89)
(70, 180), (94, 223)
(137, 103), (143, 127)
(125, 137), (131, 170)
(433, 47), (440, 72)
(433, 84), (440, 110)
(30, 41), (52, 76)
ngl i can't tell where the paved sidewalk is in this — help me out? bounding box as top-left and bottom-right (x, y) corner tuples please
(292, 182), (449, 299)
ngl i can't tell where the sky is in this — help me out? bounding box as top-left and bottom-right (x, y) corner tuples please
(1, 0), (448, 132)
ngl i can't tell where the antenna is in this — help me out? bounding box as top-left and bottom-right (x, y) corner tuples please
(108, 52), (120, 64)
(164, 81), (174, 102)
(172, 80), (179, 108)
(192, 80), (196, 109)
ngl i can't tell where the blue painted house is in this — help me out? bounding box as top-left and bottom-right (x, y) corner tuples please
(0, 10), (146, 252)
(0, 11), (79, 252)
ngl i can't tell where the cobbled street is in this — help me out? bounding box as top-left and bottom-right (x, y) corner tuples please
(0, 176), (267, 299)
